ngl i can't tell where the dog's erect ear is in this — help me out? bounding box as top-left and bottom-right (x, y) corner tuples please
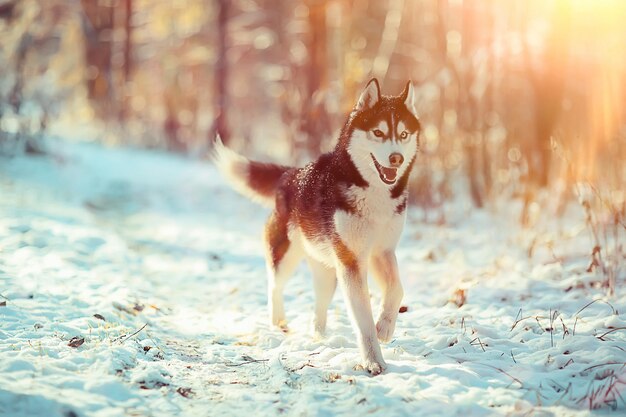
(355, 78), (381, 111)
(401, 80), (417, 117)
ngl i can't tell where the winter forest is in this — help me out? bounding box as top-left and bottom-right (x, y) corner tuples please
(1, 0), (625, 416)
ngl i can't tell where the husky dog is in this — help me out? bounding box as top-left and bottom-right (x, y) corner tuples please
(213, 79), (420, 375)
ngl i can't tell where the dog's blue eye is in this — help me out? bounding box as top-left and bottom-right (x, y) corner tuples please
(373, 129), (384, 138)
(400, 131), (408, 139)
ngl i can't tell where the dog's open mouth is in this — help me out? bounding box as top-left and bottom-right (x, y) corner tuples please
(370, 154), (398, 185)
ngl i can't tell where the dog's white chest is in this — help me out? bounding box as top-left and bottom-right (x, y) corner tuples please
(333, 185), (405, 256)
(348, 184), (398, 217)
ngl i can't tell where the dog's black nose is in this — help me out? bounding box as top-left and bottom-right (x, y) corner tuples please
(389, 153), (404, 167)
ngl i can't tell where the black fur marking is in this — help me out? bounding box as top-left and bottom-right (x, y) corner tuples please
(349, 95), (420, 136)
(395, 197), (408, 214)
(290, 148), (368, 242)
(360, 78), (381, 109)
(399, 81), (411, 102)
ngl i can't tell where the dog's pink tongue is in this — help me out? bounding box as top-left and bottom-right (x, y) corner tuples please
(381, 166), (397, 182)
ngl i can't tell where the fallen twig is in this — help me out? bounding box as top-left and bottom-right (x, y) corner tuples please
(289, 361), (317, 371)
(225, 355), (269, 367)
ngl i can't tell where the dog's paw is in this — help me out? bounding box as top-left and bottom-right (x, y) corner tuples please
(376, 317), (395, 343)
(354, 360), (386, 376)
(312, 318), (326, 338)
(312, 328), (326, 340)
(271, 318), (289, 333)
(278, 320), (289, 333)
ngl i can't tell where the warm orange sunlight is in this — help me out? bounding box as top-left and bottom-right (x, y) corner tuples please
(560, 0), (626, 183)
(2, 1), (625, 416)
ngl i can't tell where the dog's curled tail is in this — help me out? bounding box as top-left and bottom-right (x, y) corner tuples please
(212, 136), (291, 207)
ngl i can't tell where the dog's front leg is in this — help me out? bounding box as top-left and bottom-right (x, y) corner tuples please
(337, 263), (386, 375)
(370, 250), (403, 342)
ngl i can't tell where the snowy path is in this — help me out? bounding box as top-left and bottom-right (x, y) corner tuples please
(1, 142), (624, 417)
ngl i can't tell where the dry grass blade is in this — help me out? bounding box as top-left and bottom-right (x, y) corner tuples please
(575, 299), (617, 317)
(469, 337), (486, 352)
(549, 309), (554, 347)
(559, 316), (569, 339)
(509, 308), (543, 331)
(579, 362), (626, 375)
(596, 327), (626, 341)
(119, 323), (148, 343)
(476, 363), (523, 388)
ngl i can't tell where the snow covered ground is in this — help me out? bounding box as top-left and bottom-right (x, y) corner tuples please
(1, 140), (624, 417)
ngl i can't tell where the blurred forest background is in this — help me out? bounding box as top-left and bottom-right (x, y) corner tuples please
(1, 0), (625, 220)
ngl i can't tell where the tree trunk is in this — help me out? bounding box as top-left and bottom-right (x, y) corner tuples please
(459, 1), (484, 208)
(119, 0), (133, 122)
(529, 0), (570, 187)
(80, 0), (115, 120)
(211, 0), (230, 144)
(301, 0), (329, 156)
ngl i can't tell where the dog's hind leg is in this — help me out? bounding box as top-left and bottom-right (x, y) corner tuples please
(370, 250), (403, 342)
(306, 258), (336, 336)
(265, 212), (301, 330)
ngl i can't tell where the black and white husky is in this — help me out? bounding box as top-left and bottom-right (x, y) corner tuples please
(214, 79), (421, 375)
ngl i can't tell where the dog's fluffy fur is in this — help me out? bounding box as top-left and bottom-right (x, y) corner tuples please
(213, 79), (421, 375)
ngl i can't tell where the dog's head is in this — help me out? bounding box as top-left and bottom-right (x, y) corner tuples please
(345, 78), (421, 187)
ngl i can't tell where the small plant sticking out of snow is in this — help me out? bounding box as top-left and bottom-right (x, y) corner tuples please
(577, 364), (626, 410)
(552, 138), (625, 297)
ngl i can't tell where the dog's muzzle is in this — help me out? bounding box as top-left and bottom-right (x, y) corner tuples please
(370, 153), (398, 185)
